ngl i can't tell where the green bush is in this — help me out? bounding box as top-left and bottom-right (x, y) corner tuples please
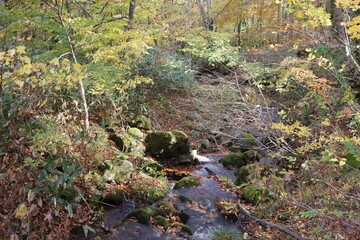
(136, 48), (195, 89)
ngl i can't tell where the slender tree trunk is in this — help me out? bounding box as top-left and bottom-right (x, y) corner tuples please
(129, 0), (136, 21)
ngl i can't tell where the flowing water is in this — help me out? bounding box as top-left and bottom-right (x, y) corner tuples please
(88, 155), (242, 240)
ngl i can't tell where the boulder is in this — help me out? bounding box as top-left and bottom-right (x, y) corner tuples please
(221, 153), (246, 168)
(126, 206), (161, 224)
(174, 176), (201, 189)
(102, 188), (128, 205)
(145, 131), (190, 158)
(127, 127), (144, 139)
(110, 132), (145, 156)
(128, 173), (169, 203)
(130, 115), (151, 130)
(234, 162), (277, 186)
(103, 160), (134, 183)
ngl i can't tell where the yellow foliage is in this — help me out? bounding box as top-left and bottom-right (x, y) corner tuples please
(271, 121), (311, 138)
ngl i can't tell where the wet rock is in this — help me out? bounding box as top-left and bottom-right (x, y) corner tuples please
(129, 115), (151, 130)
(126, 206), (161, 224)
(103, 160), (134, 183)
(102, 188), (128, 205)
(145, 131), (190, 158)
(170, 223), (193, 235)
(174, 176), (201, 189)
(175, 154), (193, 165)
(220, 153), (246, 168)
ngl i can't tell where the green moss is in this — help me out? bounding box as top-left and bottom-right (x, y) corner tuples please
(221, 153), (246, 168)
(145, 131), (190, 158)
(243, 150), (260, 162)
(234, 162), (278, 186)
(174, 176), (201, 189)
(234, 167), (250, 186)
(127, 127), (143, 139)
(216, 175), (236, 189)
(129, 174), (169, 203)
(157, 201), (178, 214)
(130, 115), (151, 130)
(126, 206), (161, 224)
(110, 132), (145, 156)
(241, 132), (257, 147)
(243, 185), (262, 205)
(179, 195), (193, 203)
(102, 188), (128, 205)
(154, 215), (171, 228)
(170, 223), (193, 235)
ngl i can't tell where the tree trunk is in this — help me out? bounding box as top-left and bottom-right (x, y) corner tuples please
(129, 0), (136, 21)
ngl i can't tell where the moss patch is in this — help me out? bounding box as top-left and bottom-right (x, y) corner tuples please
(154, 215), (171, 228)
(126, 206), (161, 224)
(221, 153), (246, 168)
(102, 188), (128, 205)
(128, 173), (169, 203)
(174, 176), (201, 189)
(170, 223), (193, 235)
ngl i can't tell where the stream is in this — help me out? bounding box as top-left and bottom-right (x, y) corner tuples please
(93, 154), (243, 240)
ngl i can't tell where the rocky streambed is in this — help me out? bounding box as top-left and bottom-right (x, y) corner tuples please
(90, 154), (244, 240)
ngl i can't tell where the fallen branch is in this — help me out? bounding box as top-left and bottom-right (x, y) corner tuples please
(237, 199), (304, 240)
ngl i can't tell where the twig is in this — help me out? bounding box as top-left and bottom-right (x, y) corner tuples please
(237, 199), (304, 240)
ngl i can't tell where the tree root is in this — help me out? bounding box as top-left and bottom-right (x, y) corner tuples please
(237, 199), (304, 240)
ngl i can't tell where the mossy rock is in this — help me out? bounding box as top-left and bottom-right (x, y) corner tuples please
(174, 176), (201, 189)
(126, 206), (161, 224)
(179, 195), (193, 203)
(235, 131), (258, 149)
(243, 185), (262, 205)
(157, 201), (178, 214)
(170, 223), (193, 235)
(171, 211), (190, 224)
(127, 127), (144, 139)
(128, 173), (169, 203)
(130, 115), (151, 130)
(145, 131), (190, 158)
(84, 171), (106, 190)
(154, 215), (171, 228)
(243, 150), (260, 162)
(103, 160), (134, 183)
(221, 153), (246, 168)
(102, 188), (128, 205)
(234, 162), (277, 186)
(110, 132), (146, 156)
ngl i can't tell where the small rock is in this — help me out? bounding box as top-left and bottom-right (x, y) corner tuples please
(200, 139), (211, 149)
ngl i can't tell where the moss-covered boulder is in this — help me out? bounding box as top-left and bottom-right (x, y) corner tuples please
(110, 132), (145, 156)
(128, 173), (169, 203)
(103, 160), (134, 183)
(127, 127), (144, 139)
(170, 223), (193, 235)
(154, 215), (171, 228)
(126, 206), (161, 224)
(221, 153), (246, 168)
(130, 115), (151, 130)
(174, 176), (201, 189)
(102, 188), (128, 205)
(236, 131), (258, 150)
(243, 150), (260, 162)
(234, 163), (277, 186)
(243, 185), (262, 205)
(145, 131), (190, 158)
